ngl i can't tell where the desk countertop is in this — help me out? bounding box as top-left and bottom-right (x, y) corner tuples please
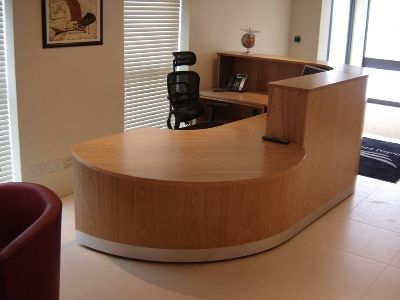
(72, 114), (304, 183)
(200, 90), (268, 108)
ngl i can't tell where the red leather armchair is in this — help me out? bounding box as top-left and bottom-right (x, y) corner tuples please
(0, 182), (62, 300)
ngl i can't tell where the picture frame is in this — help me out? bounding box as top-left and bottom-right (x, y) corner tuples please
(42, 0), (103, 48)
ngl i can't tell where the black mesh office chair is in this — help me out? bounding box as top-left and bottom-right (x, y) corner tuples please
(166, 51), (229, 130)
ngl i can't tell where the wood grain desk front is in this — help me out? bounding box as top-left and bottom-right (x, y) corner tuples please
(200, 90), (268, 109)
(198, 51), (332, 123)
(199, 90), (268, 122)
(72, 53), (368, 262)
(73, 114), (305, 261)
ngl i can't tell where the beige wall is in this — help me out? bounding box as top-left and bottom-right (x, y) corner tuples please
(189, 0), (292, 89)
(12, 0), (124, 196)
(289, 0), (331, 60)
(8, 0), (330, 196)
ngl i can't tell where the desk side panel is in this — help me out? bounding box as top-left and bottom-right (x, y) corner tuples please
(73, 158), (301, 250)
(218, 53), (305, 93)
(265, 76), (367, 221)
(265, 87), (308, 144)
(298, 77), (367, 219)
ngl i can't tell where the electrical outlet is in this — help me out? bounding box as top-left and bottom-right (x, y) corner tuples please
(63, 156), (73, 169)
(30, 156), (72, 178)
(47, 159), (62, 173)
(30, 163), (47, 177)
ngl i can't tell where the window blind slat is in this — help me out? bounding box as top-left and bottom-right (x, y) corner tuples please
(124, 0), (180, 130)
(0, 0), (12, 183)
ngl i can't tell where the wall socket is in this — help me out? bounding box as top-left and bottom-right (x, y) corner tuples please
(47, 159), (62, 173)
(63, 156), (73, 169)
(30, 155), (73, 178)
(30, 162), (47, 177)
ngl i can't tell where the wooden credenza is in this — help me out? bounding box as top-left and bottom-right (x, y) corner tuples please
(199, 51), (332, 122)
(216, 51), (330, 94)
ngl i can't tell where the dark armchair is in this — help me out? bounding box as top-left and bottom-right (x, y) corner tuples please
(167, 51), (229, 129)
(0, 182), (62, 300)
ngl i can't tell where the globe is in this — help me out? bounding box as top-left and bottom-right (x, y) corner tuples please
(241, 32), (256, 49)
(240, 28), (259, 54)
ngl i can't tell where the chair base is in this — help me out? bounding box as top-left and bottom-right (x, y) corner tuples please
(179, 121), (223, 130)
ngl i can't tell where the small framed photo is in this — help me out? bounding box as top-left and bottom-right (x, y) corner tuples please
(42, 0), (103, 48)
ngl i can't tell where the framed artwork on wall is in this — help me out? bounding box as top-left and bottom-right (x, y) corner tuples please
(42, 0), (103, 48)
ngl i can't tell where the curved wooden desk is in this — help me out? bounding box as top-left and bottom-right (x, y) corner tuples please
(73, 53), (368, 262)
(73, 115), (307, 261)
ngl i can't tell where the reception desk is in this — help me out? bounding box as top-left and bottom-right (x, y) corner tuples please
(72, 53), (367, 262)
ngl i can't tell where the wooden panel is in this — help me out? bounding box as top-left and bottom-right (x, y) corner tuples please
(200, 90), (268, 108)
(198, 98), (264, 123)
(264, 75), (367, 222)
(298, 77), (367, 219)
(74, 158), (301, 249)
(265, 87), (308, 144)
(217, 52), (332, 93)
(218, 53), (305, 93)
(218, 51), (331, 68)
(234, 59), (304, 92)
(269, 70), (367, 91)
(218, 55), (235, 88)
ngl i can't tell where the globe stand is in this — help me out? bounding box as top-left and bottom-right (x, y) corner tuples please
(244, 48), (254, 55)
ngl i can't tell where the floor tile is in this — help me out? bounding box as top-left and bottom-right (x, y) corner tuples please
(61, 240), (353, 300)
(390, 250), (400, 268)
(349, 200), (400, 233)
(355, 175), (385, 198)
(368, 183), (400, 207)
(361, 266), (400, 300)
(61, 242), (202, 300)
(223, 271), (352, 300)
(298, 218), (400, 264)
(260, 239), (385, 299)
(61, 195), (75, 244)
(363, 103), (400, 140)
(319, 194), (366, 222)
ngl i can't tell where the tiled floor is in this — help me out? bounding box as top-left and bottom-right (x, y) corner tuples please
(60, 175), (400, 300)
(363, 103), (400, 140)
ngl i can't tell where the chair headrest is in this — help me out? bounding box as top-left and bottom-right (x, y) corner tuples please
(172, 51), (197, 69)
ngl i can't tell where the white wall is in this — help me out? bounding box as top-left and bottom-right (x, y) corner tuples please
(11, 0), (124, 196)
(8, 0), (330, 196)
(289, 0), (331, 61)
(189, 0), (292, 89)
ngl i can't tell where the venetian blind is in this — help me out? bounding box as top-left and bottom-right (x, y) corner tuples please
(0, 1), (13, 183)
(124, 0), (181, 129)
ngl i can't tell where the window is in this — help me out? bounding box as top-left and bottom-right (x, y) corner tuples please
(0, 0), (13, 183)
(328, 0), (353, 65)
(362, 0), (400, 105)
(329, 0), (400, 106)
(123, 0), (181, 129)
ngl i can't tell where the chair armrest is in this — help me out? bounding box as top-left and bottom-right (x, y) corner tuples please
(206, 102), (230, 121)
(0, 216), (62, 300)
(167, 109), (194, 129)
